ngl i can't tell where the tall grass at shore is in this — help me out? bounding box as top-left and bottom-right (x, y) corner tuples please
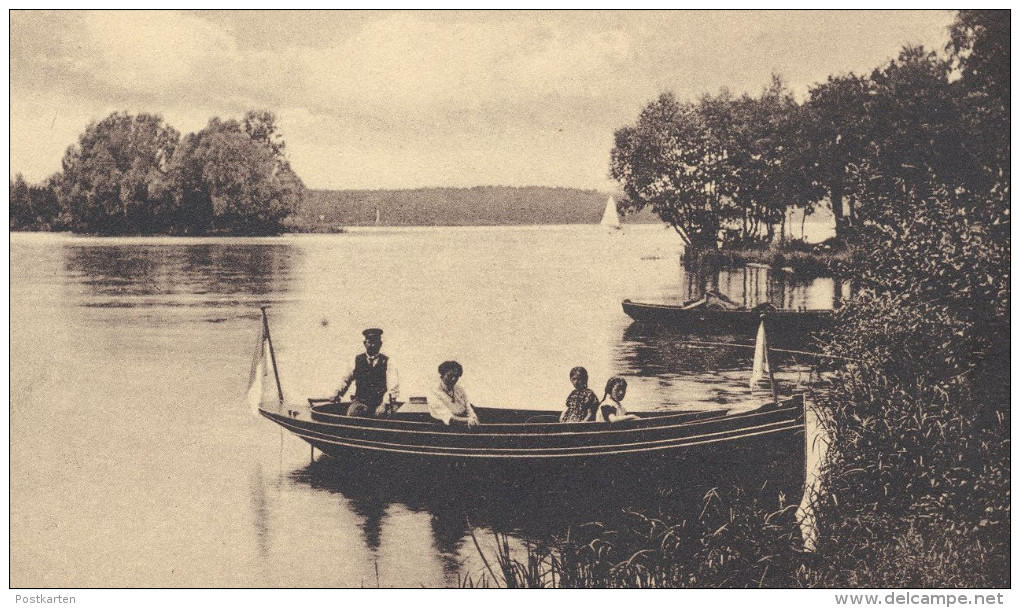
(463, 486), (814, 588)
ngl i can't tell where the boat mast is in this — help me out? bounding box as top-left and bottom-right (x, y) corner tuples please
(763, 313), (778, 407)
(261, 306), (284, 403)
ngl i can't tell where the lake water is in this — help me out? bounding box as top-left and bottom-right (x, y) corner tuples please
(10, 226), (835, 587)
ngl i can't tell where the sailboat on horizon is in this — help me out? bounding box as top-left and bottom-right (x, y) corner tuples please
(600, 196), (621, 229)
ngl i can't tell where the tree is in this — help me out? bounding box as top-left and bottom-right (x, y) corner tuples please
(612, 83), (818, 249)
(244, 110), (287, 159)
(949, 10), (1010, 193)
(801, 74), (873, 241)
(170, 113), (304, 235)
(610, 92), (735, 250)
(9, 174), (32, 230)
(11, 173), (66, 231)
(854, 47), (970, 211)
(730, 77), (820, 243)
(58, 112), (179, 234)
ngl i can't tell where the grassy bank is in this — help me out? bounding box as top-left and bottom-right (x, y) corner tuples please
(463, 486), (810, 588)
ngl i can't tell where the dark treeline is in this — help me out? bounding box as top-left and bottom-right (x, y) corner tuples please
(10, 110), (304, 236)
(611, 16), (1006, 253)
(295, 186), (660, 229)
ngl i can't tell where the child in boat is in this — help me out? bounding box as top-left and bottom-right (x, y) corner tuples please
(560, 366), (600, 422)
(599, 377), (639, 423)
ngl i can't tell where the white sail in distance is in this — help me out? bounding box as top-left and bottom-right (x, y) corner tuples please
(600, 196), (621, 228)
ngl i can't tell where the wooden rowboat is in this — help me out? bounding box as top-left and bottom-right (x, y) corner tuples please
(622, 298), (833, 337)
(258, 395), (804, 470)
(251, 308), (805, 475)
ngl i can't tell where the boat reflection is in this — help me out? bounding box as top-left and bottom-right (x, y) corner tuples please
(676, 263), (846, 311)
(617, 322), (755, 374)
(285, 445), (806, 561)
(612, 321), (822, 412)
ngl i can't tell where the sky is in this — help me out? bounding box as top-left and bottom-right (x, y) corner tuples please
(9, 10), (957, 191)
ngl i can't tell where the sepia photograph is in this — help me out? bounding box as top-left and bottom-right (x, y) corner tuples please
(8, 9), (1009, 594)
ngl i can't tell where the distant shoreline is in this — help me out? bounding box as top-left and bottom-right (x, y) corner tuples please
(9, 223), (670, 239)
(290, 185), (660, 230)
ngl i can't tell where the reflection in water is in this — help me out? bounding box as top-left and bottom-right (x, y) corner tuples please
(61, 242), (299, 319)
(249, 464), (271, 560)
(13, 228), (830, 587)
(286, 448), (806, 570)
(618, 323), (755, 375)
(680, 264), (846, 311)
(613, 322), (822, 411)
(347, 493), (387, 552)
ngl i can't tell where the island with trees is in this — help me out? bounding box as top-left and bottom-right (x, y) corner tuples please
(10, 110), (304, 236)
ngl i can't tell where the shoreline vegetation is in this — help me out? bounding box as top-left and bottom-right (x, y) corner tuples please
(476, 10), (1008, 588)
(9, 182), (671, 235)
(10, 10), (1008, 589)
(687, 239), (854, 278)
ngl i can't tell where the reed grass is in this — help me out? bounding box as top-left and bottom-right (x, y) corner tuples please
(463, 487), (814, 588)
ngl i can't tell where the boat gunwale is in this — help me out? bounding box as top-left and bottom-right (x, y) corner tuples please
(621, 299), (833, 315)
(261, 410), (805, 458)
(260, 396), (803, 438)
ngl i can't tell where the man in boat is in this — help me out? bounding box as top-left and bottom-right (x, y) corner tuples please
(333, 328), (400, 417)
(430, 360), (479, 428)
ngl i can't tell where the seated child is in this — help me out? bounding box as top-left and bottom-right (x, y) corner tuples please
(560, 366), (600, 422)
(599, 376), (639, 423)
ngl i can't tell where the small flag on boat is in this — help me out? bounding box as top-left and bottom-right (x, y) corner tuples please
(247, 312), (282, 415)
(750, 318), (770, 389)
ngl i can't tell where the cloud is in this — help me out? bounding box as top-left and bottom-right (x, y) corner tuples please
(10, 10), (957, 190)
(82, 11), (238, 91)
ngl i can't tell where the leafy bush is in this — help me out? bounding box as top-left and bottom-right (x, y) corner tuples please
(813, 184), (1009, 587)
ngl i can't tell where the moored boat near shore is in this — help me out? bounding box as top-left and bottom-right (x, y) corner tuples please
(621, 297), (833, 339)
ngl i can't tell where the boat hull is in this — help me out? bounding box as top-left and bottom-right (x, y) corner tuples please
(259, 396), (805, 476)
(621, 299), (833, 337)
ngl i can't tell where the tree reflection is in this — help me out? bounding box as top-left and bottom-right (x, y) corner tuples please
(678, 263), (828, 310)
(61, 241), (298, 308)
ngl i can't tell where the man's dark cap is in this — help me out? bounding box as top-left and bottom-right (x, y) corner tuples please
(362, 328), (384, 339)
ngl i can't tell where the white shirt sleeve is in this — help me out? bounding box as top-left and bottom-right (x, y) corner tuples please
(429, 385), (454, 425)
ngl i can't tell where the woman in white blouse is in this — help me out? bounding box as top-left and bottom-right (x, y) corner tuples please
(429, 360), (479, 428)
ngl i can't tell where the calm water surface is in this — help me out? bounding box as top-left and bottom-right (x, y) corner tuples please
(10, 226), (833, 587)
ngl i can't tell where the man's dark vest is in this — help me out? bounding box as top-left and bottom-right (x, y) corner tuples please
(353, 353), (388, 408)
